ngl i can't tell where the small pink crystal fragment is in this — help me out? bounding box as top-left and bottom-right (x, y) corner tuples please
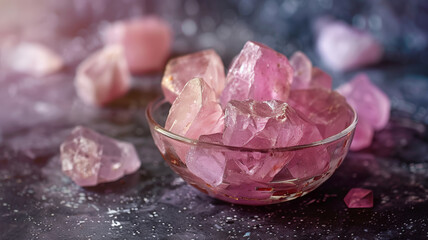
(75, 45), (130, 106)
(311, 67), (332, 89)
(161, 49), (226, 103)
(60, 126), (141, 187)
(288, 88), (354, 138)
(350, 119), (374, 151)
(103, 17), (172, 73)
(222, 100), (323, 181)
(186, 133), (225, 186)
(337, 74), (390, 130)
(165, 78), (224, 140)
(290, 51), (312, 89)
(220, 41), (293, 107)
(344, 188), (373, 208)
(317, 21), (383, 71)
(2, 42), (63, 76)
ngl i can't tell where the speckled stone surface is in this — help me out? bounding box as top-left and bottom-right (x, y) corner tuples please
(1, 0), (428, 239)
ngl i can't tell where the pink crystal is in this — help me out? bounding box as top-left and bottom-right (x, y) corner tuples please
(290, 51), (312, 89)
(60, 126), (141, 187)
(75, 45), (130, 106)
(288, 88), (354, 138)
(2, 41), (63, 76)
(289, 51), (332, 90)
(222, 100), (323, 181)
(165, 78), (224, 140)
(317, 21), (383, 71)
(310, 67), (332, 89)
(186, 133), (225, 186)
(350, 119), (374, 151)
(220, 41), (294, 107)
(337, 74), (390, 130)
(103, 16), (172, 73)
(344, 188), (373, 208)
(161, 49), (226, 104)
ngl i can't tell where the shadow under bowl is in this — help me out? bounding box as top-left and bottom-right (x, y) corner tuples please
(146, 97), (357, 205)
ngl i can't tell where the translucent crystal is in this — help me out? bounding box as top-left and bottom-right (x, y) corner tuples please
(186, 133), (225, 186)
(220, 41), (293, 107)
(75, 45), (130, 106)
(161, 49), (226, 103)
(288, 88), (354, 138)
(317, 21), (383, 71)
(60, 126), (141, 187)
(103, 16), (172, 73)
(337, 74), (390, 130)
(344, 188), (373, 208)
(165, 78), (224, 140)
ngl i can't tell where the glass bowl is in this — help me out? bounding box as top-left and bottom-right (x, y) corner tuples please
(146, 97), (357, 205)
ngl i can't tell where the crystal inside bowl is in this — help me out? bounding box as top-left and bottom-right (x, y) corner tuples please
(146, 97), (358, 205)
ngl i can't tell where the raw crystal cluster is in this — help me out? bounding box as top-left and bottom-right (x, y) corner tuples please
(337, 74), (390, 150)
(103, 16), (172, 73)
(1, 41), (63, 76)
(316, 18), (383, 72)
(75, 45), (130, 106)
(60, 126), (141, 187)
(344, 188), (373, 208)
(161, 49), (226, 104)
(162, 41), (357, 193)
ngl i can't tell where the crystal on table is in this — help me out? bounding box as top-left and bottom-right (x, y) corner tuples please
(103, 16), (172, 73)
(344, 188), (374, 208)
(74, 45), (130, 106)
(60, 126), (141, 187)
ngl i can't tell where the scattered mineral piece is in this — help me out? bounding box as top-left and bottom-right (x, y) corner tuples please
(60, 126), (141, 187)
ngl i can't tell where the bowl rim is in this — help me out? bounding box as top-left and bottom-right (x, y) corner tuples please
(145, 97), (358, 152)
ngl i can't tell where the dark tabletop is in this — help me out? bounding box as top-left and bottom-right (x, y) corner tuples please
(1, 1), (428, 239)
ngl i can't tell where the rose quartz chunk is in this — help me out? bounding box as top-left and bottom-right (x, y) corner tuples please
(60, 126), (141, 187)
(187, 133), (225, 186)
(290, 51), (312, 89)
(350, 119), (374, 151)
(290, 51), (332, 90)
(288, 88), (354, 138)
(344, 188), (373, 208)
(161, 49), (226, 103)
(220, 41), (294, 107)
(311, 67), (332, 89)
(2, 42), (63, 76)
(317, 21), (383, 71)
(103, 17), (172, 73)
(165, 78), (224, 140)
(222, 100), (323, 181)
(337, 74), (390, 130)
(75, 45), (130, 106)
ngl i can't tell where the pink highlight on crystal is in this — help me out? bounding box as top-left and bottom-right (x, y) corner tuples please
(165, 78), (224, 140)
(186, 133), (225, 186)
(350, 119), (374, 151)
(60, 126), (141, 187)
(161, 49), (226, 104)
(337, 74), (390, 130)
(344, 188), (373, 208)
(75, 45), (130, 106)
(103, 16), (172, 73)
(290, 51), (332, 90)
(317, 20), (383, 72)
(220, 41), (293, 107)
